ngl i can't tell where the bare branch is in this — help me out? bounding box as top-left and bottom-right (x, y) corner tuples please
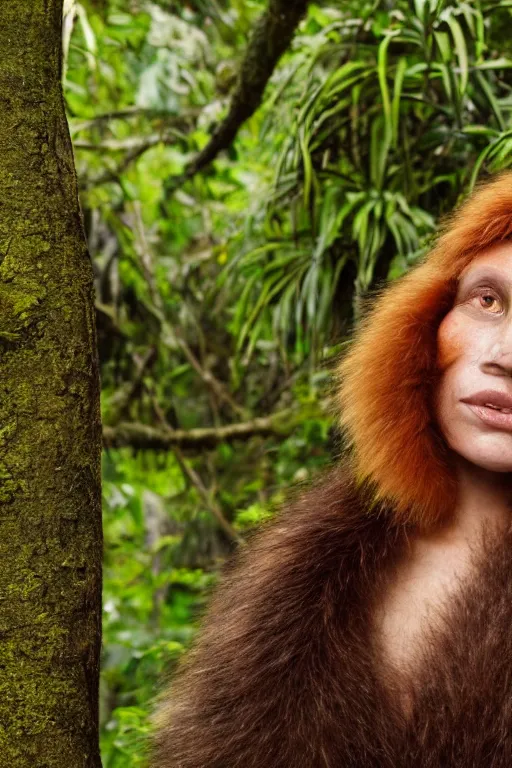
(174, 331), (248, 419)
(173, 443), (244, 545)
(102, 409), (296, 451)
(107, 346), (157, 424)
(150, 387), (244, 545)
(69, 107), (201, 134)
(74, 133), (182, 152)
(77, 136), (176, 189)
(165, 0), (310, 193)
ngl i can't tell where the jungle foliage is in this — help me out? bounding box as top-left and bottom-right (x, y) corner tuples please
(64, 0), (512, 763)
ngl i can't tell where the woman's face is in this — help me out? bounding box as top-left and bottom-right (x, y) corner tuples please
(435, 241), (512, 472)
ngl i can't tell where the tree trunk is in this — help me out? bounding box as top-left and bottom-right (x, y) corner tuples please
(0, 3), (103, 766)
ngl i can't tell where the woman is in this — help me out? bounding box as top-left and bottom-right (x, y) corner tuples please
(150, 170), (512, 767)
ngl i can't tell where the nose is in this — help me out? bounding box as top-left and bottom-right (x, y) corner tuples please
(483, 320), (512, 376)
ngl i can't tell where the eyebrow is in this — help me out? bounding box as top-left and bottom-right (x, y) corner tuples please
(457, 266), (512, 294)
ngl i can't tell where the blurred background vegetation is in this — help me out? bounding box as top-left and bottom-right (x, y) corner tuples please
(63, 0), (512, 763)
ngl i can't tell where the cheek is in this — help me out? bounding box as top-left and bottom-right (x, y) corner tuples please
(436, 312), (470, 371)
(433, 367), (451, 423)
(434, 313), (470, 427)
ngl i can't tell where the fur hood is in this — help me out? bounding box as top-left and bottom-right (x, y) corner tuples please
(338, 170), (512, 529)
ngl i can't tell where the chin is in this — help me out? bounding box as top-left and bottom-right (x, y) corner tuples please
(450, 438), (512, 473)
(469, 458), (512, 473)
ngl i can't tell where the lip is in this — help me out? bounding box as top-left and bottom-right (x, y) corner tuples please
(461, 390), (512, 431)
(461, 389), (512, 410)
(463, 402), (512, 431)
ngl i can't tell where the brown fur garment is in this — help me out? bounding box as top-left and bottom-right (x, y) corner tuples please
(150, 466), (512, 767)
(149, 466), (410, 767)
(392, 515), (512, 767)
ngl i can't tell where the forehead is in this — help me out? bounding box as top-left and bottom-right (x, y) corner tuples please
(459, 240), (512, 282)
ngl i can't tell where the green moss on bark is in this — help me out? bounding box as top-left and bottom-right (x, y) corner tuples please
(0, 2), (102, 766)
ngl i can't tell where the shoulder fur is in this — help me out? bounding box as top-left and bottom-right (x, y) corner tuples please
(149, 465), (408, 767)
(150, 475), (512, 767)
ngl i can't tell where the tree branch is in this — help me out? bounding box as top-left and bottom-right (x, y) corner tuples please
(172, 443), (244, 545)
(165, 0), (310, 193)
(174, 330), (248, 419)
(102, 409), (297, 451)
(74, 133), (182, 152)
(76, 134), (182, 189)
(106, 346), (157, 424)
(150, 387), (244, 544)
(69, 106), (201, 134)
(79, 149), (155, 190)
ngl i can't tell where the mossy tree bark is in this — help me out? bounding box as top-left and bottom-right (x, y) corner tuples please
(0, 3), (102, 766)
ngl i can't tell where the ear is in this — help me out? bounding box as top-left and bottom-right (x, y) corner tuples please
(337, 169), (512, 530)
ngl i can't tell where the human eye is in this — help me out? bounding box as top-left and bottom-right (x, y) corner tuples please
(468, 286), (504, 314)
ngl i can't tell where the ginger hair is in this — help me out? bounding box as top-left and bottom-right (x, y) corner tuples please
(337, 169), (512, 530)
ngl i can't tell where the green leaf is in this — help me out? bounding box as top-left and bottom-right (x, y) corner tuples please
(476, 57), (512, 70)
(353, 199), (375, 263)
(462, 125), (501, 137)
(377, 33), (399, 139)
(298, 126), (314, 209)
(76, 2), (97, 69)
(391, 58), (407, 149)
(433, 30), (452, 63)
(370, 117), (390, 191)
(445, 15), (468, 94)
(474, 70), (505, 130)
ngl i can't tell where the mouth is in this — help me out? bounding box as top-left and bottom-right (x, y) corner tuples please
(464, 402), (512, 431)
